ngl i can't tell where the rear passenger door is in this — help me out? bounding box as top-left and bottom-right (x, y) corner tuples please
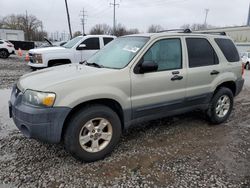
(185, 37), (221, 103)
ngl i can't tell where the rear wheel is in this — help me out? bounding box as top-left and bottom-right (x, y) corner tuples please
(207, 87), (234, 124)
(64, 105), (122, 162)
(0, 50), (9, 59)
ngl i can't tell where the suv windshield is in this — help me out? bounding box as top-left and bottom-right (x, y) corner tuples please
(87, 36), (149, 69)
(63, 36), (83, 48)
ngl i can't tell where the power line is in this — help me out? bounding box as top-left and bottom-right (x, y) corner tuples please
(80, 8), (87, 35)
(110, 0), (119, 34)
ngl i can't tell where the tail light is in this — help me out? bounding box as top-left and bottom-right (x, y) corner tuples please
(7, 44), (13, 47)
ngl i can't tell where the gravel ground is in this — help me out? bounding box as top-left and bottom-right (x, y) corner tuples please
(0, 54), (31, 89)
(0, 57), (250, 187)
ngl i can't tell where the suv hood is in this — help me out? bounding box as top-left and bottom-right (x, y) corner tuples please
(29, 46), (68, 54)
(18, 64), (113, 92)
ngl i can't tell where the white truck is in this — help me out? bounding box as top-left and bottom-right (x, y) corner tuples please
(28, 35), (116, 69)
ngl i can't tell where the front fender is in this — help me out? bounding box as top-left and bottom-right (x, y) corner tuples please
(55, 86), (131, 111)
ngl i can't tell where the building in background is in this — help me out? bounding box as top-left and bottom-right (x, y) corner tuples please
(0, 29), (25, 41)
(236, 42), (250, 53)
(200, 26), (250, 53)
(202, 26), (250, 43)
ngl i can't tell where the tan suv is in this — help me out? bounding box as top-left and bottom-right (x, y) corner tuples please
(9, 29), (244, 162)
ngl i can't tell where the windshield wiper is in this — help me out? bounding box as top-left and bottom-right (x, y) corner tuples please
(79, 60), (87, 64)
(85, 62), (104, 68)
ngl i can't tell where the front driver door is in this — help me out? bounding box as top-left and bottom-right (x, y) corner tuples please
(76, 37), (100, 63)
(131, 37), (187, 120)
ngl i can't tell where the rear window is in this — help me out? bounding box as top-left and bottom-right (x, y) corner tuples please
(215, 38), (240, 62)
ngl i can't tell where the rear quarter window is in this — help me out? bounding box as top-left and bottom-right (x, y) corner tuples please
(215, 38), (240, 62)
(103, 37), (114, 45)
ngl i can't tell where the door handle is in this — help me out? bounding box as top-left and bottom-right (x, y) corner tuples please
(210, 70), (220, 75)
(172, 71), (180, 75)
(171, 75), (183, 81)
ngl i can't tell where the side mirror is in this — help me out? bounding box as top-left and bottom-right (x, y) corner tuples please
(77, 44), (86, 50)
(140, 61), (158, 74)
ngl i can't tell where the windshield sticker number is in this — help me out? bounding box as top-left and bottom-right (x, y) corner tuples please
(123, 46), (140, 53)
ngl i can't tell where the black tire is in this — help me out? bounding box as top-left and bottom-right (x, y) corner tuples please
(0, 49), (9, 59)
(207, 87), (234, 124)
(30, 67), (37, 71)
(64, 105), (122, 162)
(52, 63), (63, 67)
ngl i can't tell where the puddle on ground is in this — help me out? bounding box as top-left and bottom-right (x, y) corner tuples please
(0, 89), (16, 139)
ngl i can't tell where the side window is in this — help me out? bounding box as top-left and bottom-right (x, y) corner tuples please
(81, 38), (100, 50)
(0, 41), (3, 44)
(186, 38), (219, 68)
(215, 38), (240, 62)
(103, 37), (114, 45)
(142, 38), (182, 71)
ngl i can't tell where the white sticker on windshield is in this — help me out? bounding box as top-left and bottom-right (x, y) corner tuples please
(123, 45), (140, 53)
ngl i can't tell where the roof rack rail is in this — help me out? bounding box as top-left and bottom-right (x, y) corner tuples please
(194, 31), (227, 36)
(157, 29), (192, 33)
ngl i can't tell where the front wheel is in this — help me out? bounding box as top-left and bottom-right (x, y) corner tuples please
(0, 50), (9, 59)
(207, 87), (234, 124)
(64, 105), (122, 162)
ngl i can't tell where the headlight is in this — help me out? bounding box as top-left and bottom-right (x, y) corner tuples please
(22, 90), (56, 107)
(34, 53), (43, 64)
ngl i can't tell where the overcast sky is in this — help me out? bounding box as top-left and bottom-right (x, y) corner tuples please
(0, 0), (249, 34)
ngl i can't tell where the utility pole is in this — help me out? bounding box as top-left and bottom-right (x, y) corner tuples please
(25, 10), (29, 40)
(247, 3), (250, 26)
(65, 0), (73, 39)
(80, 8), (87, 35)
(204, 9), (209, 28)
(110, 0), (119, 35)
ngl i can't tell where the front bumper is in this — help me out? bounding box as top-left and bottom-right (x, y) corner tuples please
(27, 62), (47, 68)
(9, 85), (71, 143)
(235, 78), (244, 96)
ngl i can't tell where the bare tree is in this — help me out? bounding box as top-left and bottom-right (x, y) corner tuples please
(147, 24), (164, 33)
(127, 28), (140, 35)
(1, 14), (45, 41)
(73, 31), (82, 37)
(114, 23), (128, 36)
(0, 17), (3, 29)
(181, 23), (215, 31)
(1, 14), (22, 30)
(89, 23), (139, 36)
(90, 24), (112, 35)
(20, 14), (43, 40)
